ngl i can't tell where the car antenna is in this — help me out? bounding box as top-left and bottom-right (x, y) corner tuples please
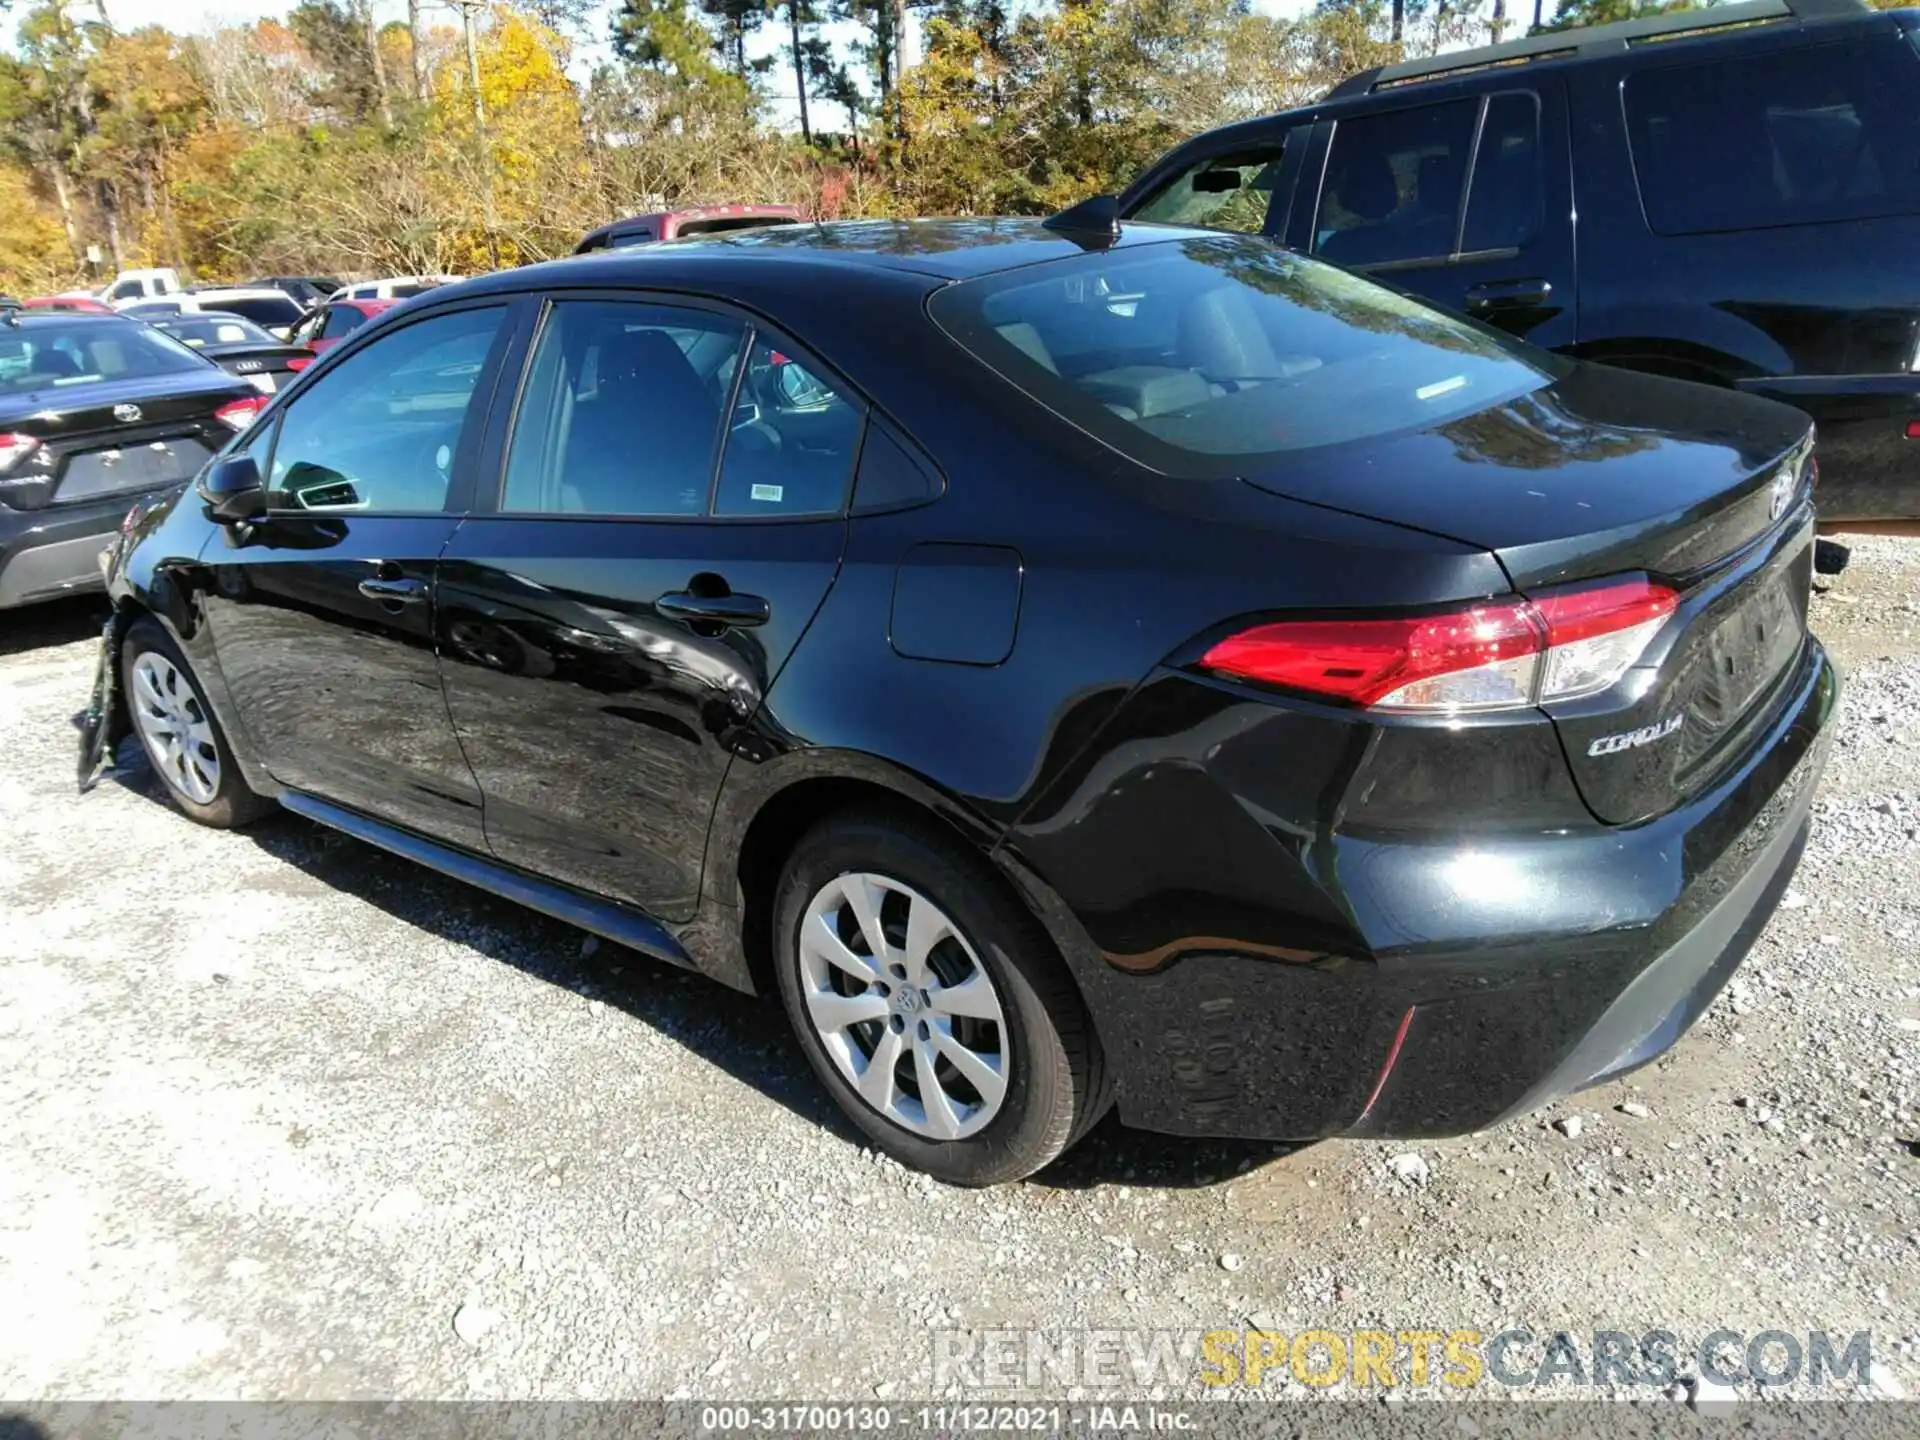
(1041, 194), (1121, 248)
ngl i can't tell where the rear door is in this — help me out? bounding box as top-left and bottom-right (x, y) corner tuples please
(198, 299), (516, 849)
(437, 294), (858, 921)
(1293, 82), (1577, 346)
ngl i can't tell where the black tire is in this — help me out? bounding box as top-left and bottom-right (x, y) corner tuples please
(120, 616), (272, 829)
(772, 810), (1103, 1186)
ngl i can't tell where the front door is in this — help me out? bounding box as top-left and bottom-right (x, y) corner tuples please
(435, 295), (860, 920)
(1290, 82), (1578, 347)
(199, 300), (515, 849)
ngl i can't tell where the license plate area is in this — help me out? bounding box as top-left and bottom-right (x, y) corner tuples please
(54, 436), (212, 503)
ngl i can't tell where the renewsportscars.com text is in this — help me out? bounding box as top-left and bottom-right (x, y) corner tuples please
(933, 1327), (1876, 1393)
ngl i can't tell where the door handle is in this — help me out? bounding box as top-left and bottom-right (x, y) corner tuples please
(657, 590), (771, 629)
(358, 576), (427, 603)
(1465, 278), (1553, 312)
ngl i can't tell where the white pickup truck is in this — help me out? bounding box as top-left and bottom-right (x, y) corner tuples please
(103, 268), (186, 308)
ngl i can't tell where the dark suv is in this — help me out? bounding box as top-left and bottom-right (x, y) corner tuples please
(1120, 0), (1920, 525)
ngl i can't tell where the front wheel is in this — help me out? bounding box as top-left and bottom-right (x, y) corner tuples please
(773, 812), (1104, 1186)
(121, 616), (271, 828)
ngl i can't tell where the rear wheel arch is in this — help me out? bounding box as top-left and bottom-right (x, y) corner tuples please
(721, 764), (1003, 1001)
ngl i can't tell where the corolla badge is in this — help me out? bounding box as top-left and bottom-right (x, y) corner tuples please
(1588, 713), (1684, 757)
(113, 403), (142, 423)
(1769, 465), (1795, 521)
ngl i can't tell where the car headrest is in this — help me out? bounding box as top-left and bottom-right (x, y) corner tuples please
(1178, 286), (1283, 383)
(1334, 151), (1399, 222)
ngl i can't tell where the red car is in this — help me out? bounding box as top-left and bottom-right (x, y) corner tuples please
(24, 294), (113, 314)
(572, 205), (805, 254)
(286, 297), (397, 371)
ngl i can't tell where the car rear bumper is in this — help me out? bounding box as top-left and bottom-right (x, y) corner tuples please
(0, 500), (126, 609)
(1735, 373), (1920, 521)
(1078, 638), (1837, 1141)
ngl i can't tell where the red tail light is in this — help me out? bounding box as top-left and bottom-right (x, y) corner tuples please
(287, 356), (313, 373)
(1905, 421), (1920, 440)
(0, 432), (41, 475)
(1201, 576), (1679, 714)
(214, 395), (270, 431)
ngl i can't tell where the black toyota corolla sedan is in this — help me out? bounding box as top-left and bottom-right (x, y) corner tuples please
(0, 303), (265, 609)
(81, 220), (1836, 1185)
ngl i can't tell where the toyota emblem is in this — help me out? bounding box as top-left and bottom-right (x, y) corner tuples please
(1768, 465), (1795, 521)
(113, 403), (142, 424)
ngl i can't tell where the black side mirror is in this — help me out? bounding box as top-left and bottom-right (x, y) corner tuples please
(199, 453), (265, 524)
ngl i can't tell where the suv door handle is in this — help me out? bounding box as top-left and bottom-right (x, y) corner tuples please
(358, 576), (427, 603)
(1465, 278), (1553, 312)
(657, 590), (771, 629)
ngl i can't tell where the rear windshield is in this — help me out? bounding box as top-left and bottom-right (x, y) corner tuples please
(929, 234), (1552, 473)
(159, 316), (276, 348)
(0, 319), (208, 394)
(213, 295), (304, 326)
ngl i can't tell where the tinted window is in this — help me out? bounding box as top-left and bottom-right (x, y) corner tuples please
(389, 282), (435, 299)
(109, 280), (143, 300)
(265, 306), (503, 512)
(1316, 99), (1477, 266)
(1133, 144), (1287, 234)
(931, 235), (1552, 474)
(502, 300), (742, 516)
(713, 336), (863, 517)
(1626, 41), (1920, 235)
(0, 319), (208, 394)
(851, 422), (941, 512)
(215, 296), (303, 327)
(159, 316), (275, 348)
(319, 305), (368, 340)
(1462, 93), (1543, 254)
(609, 230), (655, 248)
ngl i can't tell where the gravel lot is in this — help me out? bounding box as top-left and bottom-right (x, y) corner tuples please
(0, 540), (1915, 1407)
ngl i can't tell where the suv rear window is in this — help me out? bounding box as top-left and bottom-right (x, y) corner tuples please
(1625, 40), (1920, 236)
(930, 235), (1553, 475)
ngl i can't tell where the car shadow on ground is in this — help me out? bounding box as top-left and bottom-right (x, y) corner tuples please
(100, 742), (1300, 1192)
(0, 595), (104, 657)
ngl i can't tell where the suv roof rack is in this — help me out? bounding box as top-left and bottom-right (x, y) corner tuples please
(1323, 0), (1867, 100)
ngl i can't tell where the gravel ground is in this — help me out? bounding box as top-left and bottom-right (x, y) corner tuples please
(0, 540), (1915, 1409)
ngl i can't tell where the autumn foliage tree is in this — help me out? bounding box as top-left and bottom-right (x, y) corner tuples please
(0, 0), (1505, 293)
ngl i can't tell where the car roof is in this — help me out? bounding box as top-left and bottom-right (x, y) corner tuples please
(473, 217), (1221, 296)
(3, 310), (136, 326)
(335, 298), (397, 314)
(1139, 0), (1891, 157)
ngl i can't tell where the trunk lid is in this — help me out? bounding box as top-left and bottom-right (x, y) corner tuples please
(0, 370), (251, 441)
(1241, 363), (1817, 824)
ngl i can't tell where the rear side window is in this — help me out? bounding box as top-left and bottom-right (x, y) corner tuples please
(217, 296), (303, 327)
(712, 336), (863, 516)
(320, 306), (367, 339)
(502, 299), (744, 516)
(1462, 93), (1543, 254)
(931, 235), (1554, 475)
(1625, 40), (1920, 235)
(1131, 144), (1288, 234)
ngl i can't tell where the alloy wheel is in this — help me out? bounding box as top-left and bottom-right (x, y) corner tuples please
(129, 650), (221, 806)
(797, 872), (1010, 1140)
